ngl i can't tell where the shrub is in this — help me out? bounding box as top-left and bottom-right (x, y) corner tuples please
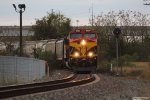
(33, 48), (42, 58)
(132, 53), (139, 61)
(120, 54), (138, 62)
(97, 60), (111, 73)
(111, 55), (136, 68)
(38, 51), (61, 70)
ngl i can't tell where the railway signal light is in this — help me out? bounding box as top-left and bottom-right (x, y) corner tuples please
(113, 27), (122, 76)
(18, 4), (26, 10)
(113, 28), (121, 38)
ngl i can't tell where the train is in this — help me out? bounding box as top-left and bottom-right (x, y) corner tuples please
(45, 29), (98, 72)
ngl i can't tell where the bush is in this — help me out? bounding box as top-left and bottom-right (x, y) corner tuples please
(132, 53), (139, 61)
(38, 51), (61, 70)
(97, 60), (111, 73)
(111, 55), (136, 68)
(33, 48), (42, 58)
(121, 54), (138, 62)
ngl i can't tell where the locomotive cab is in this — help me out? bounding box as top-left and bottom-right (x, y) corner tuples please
(67, 29), (97, 72)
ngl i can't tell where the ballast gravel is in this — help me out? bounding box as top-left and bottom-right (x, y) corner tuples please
(4, 73), (150, 100)
(33, 69), (74, 83)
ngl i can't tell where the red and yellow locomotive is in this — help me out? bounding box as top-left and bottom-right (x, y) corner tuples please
(46, 29), (98, 72)
(65, 29), (97, 71)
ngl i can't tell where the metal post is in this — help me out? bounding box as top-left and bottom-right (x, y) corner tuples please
(20, 9), (22, 56)
(13, 4), (25, 56)
(113, 28), (121, 76)
(116, 38), (119, 75)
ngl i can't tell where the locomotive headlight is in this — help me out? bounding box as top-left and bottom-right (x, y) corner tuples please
(74, 52), (79, 57)
(88, 52), (93, 57)
(81, 39), (86, 46)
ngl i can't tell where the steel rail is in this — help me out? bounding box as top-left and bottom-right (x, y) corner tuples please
(0, 74), (77, 91)
(0, 74), (95, 99)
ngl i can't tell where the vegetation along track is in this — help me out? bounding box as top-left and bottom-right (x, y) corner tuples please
(0, 73), (95, 99)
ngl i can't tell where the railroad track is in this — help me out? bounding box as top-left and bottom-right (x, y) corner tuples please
(0, 73), (95, 99)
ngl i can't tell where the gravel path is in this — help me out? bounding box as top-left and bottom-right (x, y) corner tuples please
(3, 73), (150, 100)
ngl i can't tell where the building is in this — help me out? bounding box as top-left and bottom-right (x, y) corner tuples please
(0, 26), (34, 36)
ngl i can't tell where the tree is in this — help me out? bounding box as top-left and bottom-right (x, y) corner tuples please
(92, 10), (150, 61)
(33, 11), (71, 40)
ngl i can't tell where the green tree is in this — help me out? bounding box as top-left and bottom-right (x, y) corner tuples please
(33, 11), (71, 40)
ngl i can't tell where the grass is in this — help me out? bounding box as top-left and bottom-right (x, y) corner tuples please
(144, 88), (150, 97)
(116, 62), (150, 79)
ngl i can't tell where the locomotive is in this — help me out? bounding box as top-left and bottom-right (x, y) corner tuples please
(45, 29), (98, 72)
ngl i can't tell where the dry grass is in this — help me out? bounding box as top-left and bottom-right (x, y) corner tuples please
(144, 88), (150, 97)
(114, 62), (150, 79)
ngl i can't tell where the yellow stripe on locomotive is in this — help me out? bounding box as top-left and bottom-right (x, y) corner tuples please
(69, 39), (97, 58)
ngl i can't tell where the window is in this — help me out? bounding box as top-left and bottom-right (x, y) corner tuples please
(84, 33), (96, 39)
(70, 33), (82, 39)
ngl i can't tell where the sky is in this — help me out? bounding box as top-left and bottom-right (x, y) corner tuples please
(0, 0), (150, 26)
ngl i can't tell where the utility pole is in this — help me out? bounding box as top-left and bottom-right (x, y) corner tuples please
(13, 4), (26, 56)
(89, 0), (94, 27)
(91, 3), (94, 27)
(76, 20), (79, 28)
(52, 9), (54, 14)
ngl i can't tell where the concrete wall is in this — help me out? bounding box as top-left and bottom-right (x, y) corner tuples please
(0, 56), (45, 86)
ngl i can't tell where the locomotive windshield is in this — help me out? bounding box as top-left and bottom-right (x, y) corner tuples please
(84, 33), (96, 39)
(70, 33), (82, 39)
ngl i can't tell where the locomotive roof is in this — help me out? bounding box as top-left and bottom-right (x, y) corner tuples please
(69, 29), (97, 34)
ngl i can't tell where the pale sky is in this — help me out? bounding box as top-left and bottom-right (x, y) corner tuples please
(0, 0), (149, 26)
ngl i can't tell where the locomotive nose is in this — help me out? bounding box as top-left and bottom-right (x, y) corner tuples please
(80, 39), (86, 46)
